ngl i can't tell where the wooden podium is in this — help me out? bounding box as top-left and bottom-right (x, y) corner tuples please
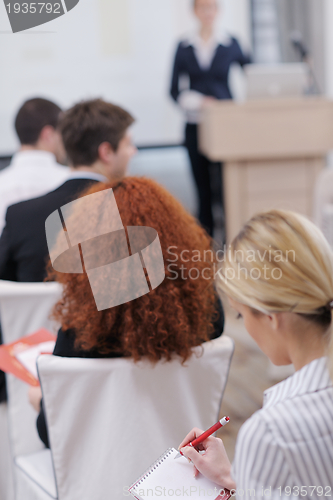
(199, 97), (333, 242)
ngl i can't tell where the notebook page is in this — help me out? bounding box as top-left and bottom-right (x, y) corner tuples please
(129, 448), (231, 500)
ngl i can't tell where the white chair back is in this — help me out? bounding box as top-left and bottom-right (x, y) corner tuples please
(36, 335), (234, 500)
(0, 280), (62, 345)
(0, 280), (62, 458)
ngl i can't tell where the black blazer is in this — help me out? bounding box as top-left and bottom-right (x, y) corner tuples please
(0, 178), (99, 283)
(171, 37), (251, 103)
(0, 178), (99, 403)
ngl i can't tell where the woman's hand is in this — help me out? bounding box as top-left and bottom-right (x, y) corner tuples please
(178, 427), (236, 491)
(28, 386), (42, 412)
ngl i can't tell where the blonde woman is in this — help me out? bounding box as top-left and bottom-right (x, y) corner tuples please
(179, 210), (333, 498)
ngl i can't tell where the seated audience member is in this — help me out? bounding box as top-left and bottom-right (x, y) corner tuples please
(178, 210), (333, 496)
(0, 98), (69, 236)
(0, 99), (136, 404)
(28, 177), (225, 448)
(0, 99), (136, 283)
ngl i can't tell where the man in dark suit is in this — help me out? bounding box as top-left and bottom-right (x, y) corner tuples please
(0, 98), (136, 401)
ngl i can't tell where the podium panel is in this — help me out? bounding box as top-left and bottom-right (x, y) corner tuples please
(199, 98), (333, 242)
(224, 157), (324, 242)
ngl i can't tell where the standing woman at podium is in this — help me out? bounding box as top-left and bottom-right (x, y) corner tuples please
(170, 0), (250, 237)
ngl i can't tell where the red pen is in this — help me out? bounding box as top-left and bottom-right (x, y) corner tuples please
(174, 416), (230, 460)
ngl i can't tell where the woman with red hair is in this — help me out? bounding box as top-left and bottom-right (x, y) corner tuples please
(34, 177), (224, 447)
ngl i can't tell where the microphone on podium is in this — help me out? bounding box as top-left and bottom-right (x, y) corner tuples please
(290, 31), (309, 61)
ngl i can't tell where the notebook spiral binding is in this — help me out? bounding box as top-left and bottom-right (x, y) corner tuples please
(132, 448), (174, 488)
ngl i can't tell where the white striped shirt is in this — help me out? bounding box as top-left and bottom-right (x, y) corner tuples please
(232, 357), (333, 499)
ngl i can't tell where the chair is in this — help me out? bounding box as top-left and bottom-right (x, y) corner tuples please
(15, 334), (234, 500)
(0, 280), (62, 500)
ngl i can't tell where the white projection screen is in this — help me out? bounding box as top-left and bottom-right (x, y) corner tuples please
(0, 0), (251, 154)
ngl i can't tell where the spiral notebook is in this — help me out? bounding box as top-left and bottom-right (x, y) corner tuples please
(129, 448), (231, 500)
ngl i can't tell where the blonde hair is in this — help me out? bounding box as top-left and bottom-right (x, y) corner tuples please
(216, 209), (333, 378)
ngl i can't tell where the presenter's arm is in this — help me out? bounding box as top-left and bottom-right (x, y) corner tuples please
(233, 38), (252, 67)
(170, 42), (184, 103)
(170, 42), (206, 112)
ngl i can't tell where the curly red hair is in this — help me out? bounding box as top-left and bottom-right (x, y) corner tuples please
(48, 177), (218, 362)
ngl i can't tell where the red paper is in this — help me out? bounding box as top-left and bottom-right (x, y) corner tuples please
(0, 328), (56, 386)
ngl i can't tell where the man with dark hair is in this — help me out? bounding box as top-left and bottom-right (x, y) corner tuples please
(0, 98), (136, 283)
(0, 98), (136, 403)
(0, 98), (69, 235)
(59, 99), (135, 176)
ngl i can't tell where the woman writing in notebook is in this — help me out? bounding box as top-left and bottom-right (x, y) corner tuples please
(170, 0), (250, 238)
(179, 210), (333, 495)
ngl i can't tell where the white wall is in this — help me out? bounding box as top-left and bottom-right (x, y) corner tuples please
(0, 0), (251, 155)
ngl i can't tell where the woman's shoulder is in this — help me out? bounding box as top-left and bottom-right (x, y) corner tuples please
(53, 327), (78, 357)
(53, 327), (120, 359)
(238, 359), (333, 447)
(236, 409), (270, 447)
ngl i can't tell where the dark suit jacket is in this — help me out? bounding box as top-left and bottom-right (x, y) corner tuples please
(171, 37), (251, 103)
(0, 178), (99, 402)
(0, 178), (99, 283)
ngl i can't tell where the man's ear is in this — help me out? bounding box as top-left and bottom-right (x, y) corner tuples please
(38, 125), (55, 144)
(98, 142), (115, 163)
